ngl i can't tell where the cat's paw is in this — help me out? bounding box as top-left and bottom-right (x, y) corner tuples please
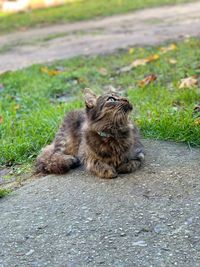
(66, 155), (80, 169)
(117, 160), (141, 174)
(85, 159), (117, 179)
(45, 154), (80, 174)
(98, 166), (118, 179)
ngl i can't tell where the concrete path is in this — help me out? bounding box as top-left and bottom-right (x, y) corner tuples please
(0, 1), (200, 73)
(0, 140), (200, 267)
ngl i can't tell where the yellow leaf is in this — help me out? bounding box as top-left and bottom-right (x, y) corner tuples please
(138, 74), (157, 87)
(131, 58), (148, 67)
(40, 67), (48, 73)
(194, 118), (200, 125)
(168, 58), (177, 64)
(179, 76), (198, 89)
(98, 67), (108, 76)
(160, 44), (177, 53)
(146, 54), (160, 62)
(77, 77), (88, 84)
(129, 48), (135, 54)
(40, 67), (61, 76)
(14, 105), (20, 111)
(131, 54), (159, 67)
(0, 116), (3, 124)
(49, 70), (62, 76)
(117, 54), (159, 74)
(139, 48), (145, 52)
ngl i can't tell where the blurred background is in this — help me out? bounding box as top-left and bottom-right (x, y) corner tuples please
(0, 0), (68, 12)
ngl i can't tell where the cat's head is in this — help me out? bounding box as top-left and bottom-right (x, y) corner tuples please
(83, 88), (133, 129)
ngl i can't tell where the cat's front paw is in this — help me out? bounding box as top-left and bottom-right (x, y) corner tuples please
(117, 160), (141, 174)
(86, 160), (117, 179)
(98, 166), (118, 179)
(84, 159), (117, 179)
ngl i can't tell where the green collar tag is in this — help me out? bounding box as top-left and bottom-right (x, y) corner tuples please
(98, 131), (110, 138)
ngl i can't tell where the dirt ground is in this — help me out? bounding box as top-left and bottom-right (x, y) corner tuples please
(0, 1), (200, 73)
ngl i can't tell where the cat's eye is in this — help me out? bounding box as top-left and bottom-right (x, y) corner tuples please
(107, 97), (116, 102)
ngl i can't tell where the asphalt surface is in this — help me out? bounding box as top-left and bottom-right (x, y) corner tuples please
(0, 140), (200, 267)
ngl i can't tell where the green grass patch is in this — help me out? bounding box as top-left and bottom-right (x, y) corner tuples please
(0, 0), (197, 34)
(0, 188), (12, 198)
(0, 38), (200, 167)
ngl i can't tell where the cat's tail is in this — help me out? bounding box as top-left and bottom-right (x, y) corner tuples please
(133, 147), (145, 164)
(35, 144), (80, 174)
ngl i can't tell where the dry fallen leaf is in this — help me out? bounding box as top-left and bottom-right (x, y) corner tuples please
(138, 74), (157, 87)
(179, 76), (198, 89)
(0, 116), (3, 124)
(77, 77), (88, 84)
(160, 44), (177, 54)
(131, 58), (148, 67)
(98, 67), (108, 76)
(117, 54), (159, 74)
(145, 54), (160, 63)
(194, 118), (200, 125)
(117, 64), (133, 73)
(129, 48), (135, 54)
(168, 58), (177, 65)
(40, 67), (62, 76)
(14, 105), (20, 111)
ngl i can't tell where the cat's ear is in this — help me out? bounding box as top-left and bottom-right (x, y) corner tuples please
(83, 88), (97, 108)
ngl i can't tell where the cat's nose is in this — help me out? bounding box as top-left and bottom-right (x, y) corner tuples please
(121, 98), (129, 102)
(123, 102), (133, 112)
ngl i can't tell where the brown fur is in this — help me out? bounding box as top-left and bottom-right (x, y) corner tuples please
(36, 89), (144, 178)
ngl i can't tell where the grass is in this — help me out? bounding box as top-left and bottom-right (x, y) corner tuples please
(0, 38), (200, 168)
(0, 188), (12, 198)
(0, 0), (198, 34)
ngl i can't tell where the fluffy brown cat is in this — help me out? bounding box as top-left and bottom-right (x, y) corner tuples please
(36, 89), (144, 178)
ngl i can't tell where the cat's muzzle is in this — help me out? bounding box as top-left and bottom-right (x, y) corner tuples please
(122, 102), (133, 112)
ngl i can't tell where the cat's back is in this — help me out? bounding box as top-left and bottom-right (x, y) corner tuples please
(62, 109), (86, 134)
(53, 109), (86, 156)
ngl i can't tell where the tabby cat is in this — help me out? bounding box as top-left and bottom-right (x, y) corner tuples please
(36, 89), (144, 178)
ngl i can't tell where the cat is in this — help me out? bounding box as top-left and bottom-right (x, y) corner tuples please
(36, 89), (145, 178)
